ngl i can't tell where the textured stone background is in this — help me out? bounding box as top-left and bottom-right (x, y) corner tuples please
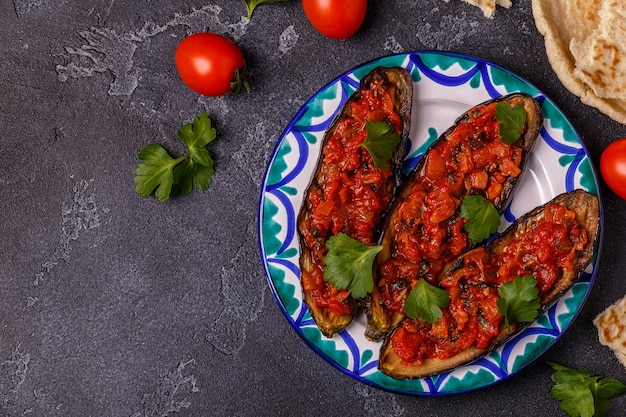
(1, 0), (626, 416)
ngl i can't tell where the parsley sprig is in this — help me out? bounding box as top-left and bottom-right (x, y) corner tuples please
(460, 195), (501, 243)
(360, 120), (401, 170)
(495, 103), (527, 145)
(134, 111), (217, 201)
(496, 275), (541, 330)
(322, 233), (383, 299)
(404, 279), (451, 323)
(242, 0), (289, 20)
(549, 362), (626, 417)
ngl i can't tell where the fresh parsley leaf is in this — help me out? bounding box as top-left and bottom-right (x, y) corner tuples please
(134, 111), (217, 201)
(552, 381), (595, 417)
(242, 0), (289, 20)
(597, 378), (626, 399)
(171, 157), (215, 197)
(172, 111), (217, 196)
(548, 362), (626, 417)
(404, 279), (451, 323)
(496, 275), (540, 330)
(135, 144), (185, 201)
(495, 103), (527, 145)
(323, 233), (382, 299)
(360, 120), (401, 170)
(460, 195), (501, 243)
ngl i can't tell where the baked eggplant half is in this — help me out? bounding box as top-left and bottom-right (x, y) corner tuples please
(297, 66), (413, 338)
(364, 93), (543, 341)
(378, 189), (600, 379)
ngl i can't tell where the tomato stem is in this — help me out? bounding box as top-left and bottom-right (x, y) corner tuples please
(230, 66), (251, 95)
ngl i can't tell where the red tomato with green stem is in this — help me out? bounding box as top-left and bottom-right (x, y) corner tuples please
(302, 0), (367, 40)
(175, 32), (249, 96)
(600, 138), (626, 200)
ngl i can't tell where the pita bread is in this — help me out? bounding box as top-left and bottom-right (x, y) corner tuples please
(443, 0), (511, 18)
(532, 0), (626, 124)
(594, 294), (626, 369)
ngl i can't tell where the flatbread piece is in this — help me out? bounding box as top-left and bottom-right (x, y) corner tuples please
(532, 0), (626, 124)
(594, 294), (626, 369)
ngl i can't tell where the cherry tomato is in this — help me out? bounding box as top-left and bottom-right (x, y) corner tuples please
(600, 138), (626, 200)
(302, 0), (367, 40)
(175, 32), (248, 96)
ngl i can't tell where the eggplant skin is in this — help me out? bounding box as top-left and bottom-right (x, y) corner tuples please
(378, 189), (600, 380)
(297, 66), (413, 338)
(364, 93), (544, 342)
(492, 189), (600, 307)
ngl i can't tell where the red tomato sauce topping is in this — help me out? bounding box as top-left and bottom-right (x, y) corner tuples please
(299, 78), (404, 316)
(392, 203), (589, 365)
(377, 100), (526, 314)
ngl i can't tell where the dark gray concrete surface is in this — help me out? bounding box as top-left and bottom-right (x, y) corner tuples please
(2, 0), (626, 416)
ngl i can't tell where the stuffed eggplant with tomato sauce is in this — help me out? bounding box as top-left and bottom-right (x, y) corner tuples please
(364, 93), (543, 341)
(378, 189), (600, 379)
(297, 67), (413, 338)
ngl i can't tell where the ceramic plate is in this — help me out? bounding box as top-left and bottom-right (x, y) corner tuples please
(257, 51), (603, 395)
